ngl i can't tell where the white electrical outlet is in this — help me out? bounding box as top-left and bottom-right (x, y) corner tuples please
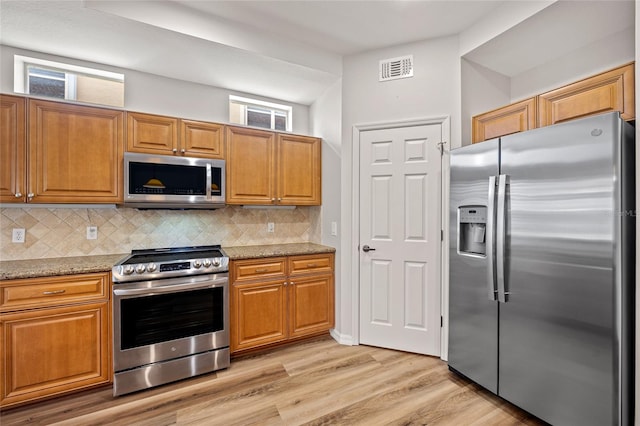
(267, 222), (275, 233)
(86, 226), (98, 240)
(331, 222), (338, 236)
(12, 228), (25, 243)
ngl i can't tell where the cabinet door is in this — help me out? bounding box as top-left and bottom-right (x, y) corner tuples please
(231, 279), (287, 351)
(288, 273), (334, 338)
(226, 126), (275, 205)
(0, 95), (26, 203)
(126, 112), (178, 154)
(0, 302), (111, 408)
(472, 98), (537, 143)
(181, 119), (225, 159)
(276, 134), (321, 205)
(538, 63), (634, 126)
(28, 99), (124, 203)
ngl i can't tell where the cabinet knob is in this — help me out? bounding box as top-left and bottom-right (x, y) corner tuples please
(14, 192), (22, 198)
(27, 193), (34, 201)
(277, 198), (282, 202)
(284, 281), (288, 286)
(172, 148), (178, 153)
(271, 198), (276, 203)
(181, 149), (186, 154)
(290, 281), (295, 286)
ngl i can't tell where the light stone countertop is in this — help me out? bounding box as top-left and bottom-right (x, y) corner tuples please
(222, 242), (335, 260)
(0, 243), (336, 281)
(0, 253), (128, 281)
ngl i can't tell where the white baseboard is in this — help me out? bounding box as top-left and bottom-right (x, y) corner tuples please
(330, 329), (357, 346)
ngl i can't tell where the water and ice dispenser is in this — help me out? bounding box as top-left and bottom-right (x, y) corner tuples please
(458, 206), (487, 256)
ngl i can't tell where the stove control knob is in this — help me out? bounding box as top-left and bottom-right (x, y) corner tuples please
(203, 259), (212, 268)
(212, 258), (221, 267)
(123, 265), (135, 275)
(135, 264), (146, 274)
(193, 260), (202, 268)
(147, 263), (157, 273)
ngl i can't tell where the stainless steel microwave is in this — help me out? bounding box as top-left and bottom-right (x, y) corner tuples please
(123, 152), (225, 209)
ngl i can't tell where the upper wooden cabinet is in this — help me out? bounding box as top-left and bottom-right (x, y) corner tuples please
(277, 134), (322, 205)
(226, 126), (321, 206)
(0, 95), (26, 203)
(127, 112), (224, 159)
(472, 62), (635, 143)
(538, 63), (634, 127)
(472, 98), (537, 144)
(29, 99), (124, 203)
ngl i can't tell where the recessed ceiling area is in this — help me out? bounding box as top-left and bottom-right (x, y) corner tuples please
(463, 0), (636, 77)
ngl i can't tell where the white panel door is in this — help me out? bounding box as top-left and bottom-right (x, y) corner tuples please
(359, 124), (442, 355)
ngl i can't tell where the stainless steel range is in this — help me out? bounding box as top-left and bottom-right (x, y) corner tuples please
(112, 245), (230, 396)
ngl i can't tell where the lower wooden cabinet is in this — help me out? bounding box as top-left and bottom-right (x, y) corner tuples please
(230, 253), (334, 354)
(0, 272), (111, 409)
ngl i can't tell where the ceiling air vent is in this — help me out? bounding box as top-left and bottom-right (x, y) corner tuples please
(379, 55), (413, 82)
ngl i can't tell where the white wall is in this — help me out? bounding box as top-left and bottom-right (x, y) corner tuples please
(309, 78), (343, 339)
(338, 35), (461, 344)
(0, 45), (311, 134)
(511, 27), (635, 101)
(461, 59), (510, 146)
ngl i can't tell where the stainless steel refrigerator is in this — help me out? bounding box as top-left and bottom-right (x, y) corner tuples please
(448, 112), (635, 426)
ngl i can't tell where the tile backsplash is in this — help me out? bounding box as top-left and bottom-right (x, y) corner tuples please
(0, 205), (320, 260)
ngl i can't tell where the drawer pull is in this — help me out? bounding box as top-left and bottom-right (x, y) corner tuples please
(307, 263), (318, 268)
(43, 290), (66, 295)
(255, 268), (268, 273)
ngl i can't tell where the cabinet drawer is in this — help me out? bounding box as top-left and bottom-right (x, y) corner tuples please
(1, 273), (109, 312)
(232, 258), (286, 282)
(289, 253), (334, 276)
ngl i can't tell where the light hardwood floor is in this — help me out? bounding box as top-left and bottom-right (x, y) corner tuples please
(0, 335), (545, 425)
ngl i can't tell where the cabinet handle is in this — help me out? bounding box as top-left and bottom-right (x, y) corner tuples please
(255, 268), (268, 273)
(27, 193), (34, 201)
(14, 192), (22, 198)
(43, 289), (66, 295)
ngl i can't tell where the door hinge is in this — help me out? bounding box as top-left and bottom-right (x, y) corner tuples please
(441, 230), (444, 241)
(440, 316), (443, 327)
(436, 141), (446, 156)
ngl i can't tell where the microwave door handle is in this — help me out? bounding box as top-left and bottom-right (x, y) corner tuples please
(206, 163), (212, 199)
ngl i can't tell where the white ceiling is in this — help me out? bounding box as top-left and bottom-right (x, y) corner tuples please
(0, 0), (506, 104)
(0, 1), (635, 105)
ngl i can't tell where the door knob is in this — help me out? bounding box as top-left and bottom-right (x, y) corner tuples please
(362, 245), (376, 252)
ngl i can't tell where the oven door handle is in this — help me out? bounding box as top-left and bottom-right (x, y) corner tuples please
(113, 278), (227, 296)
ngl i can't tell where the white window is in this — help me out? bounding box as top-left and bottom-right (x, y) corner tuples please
(229, 95), (292, 132)
(14, 55), (125, 107)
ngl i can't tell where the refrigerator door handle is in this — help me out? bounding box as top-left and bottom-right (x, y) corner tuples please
(486, 176), (498, 301)
(496, 174), (509, 303)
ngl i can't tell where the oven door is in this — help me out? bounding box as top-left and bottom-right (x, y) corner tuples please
(113, 273), (229, 373)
